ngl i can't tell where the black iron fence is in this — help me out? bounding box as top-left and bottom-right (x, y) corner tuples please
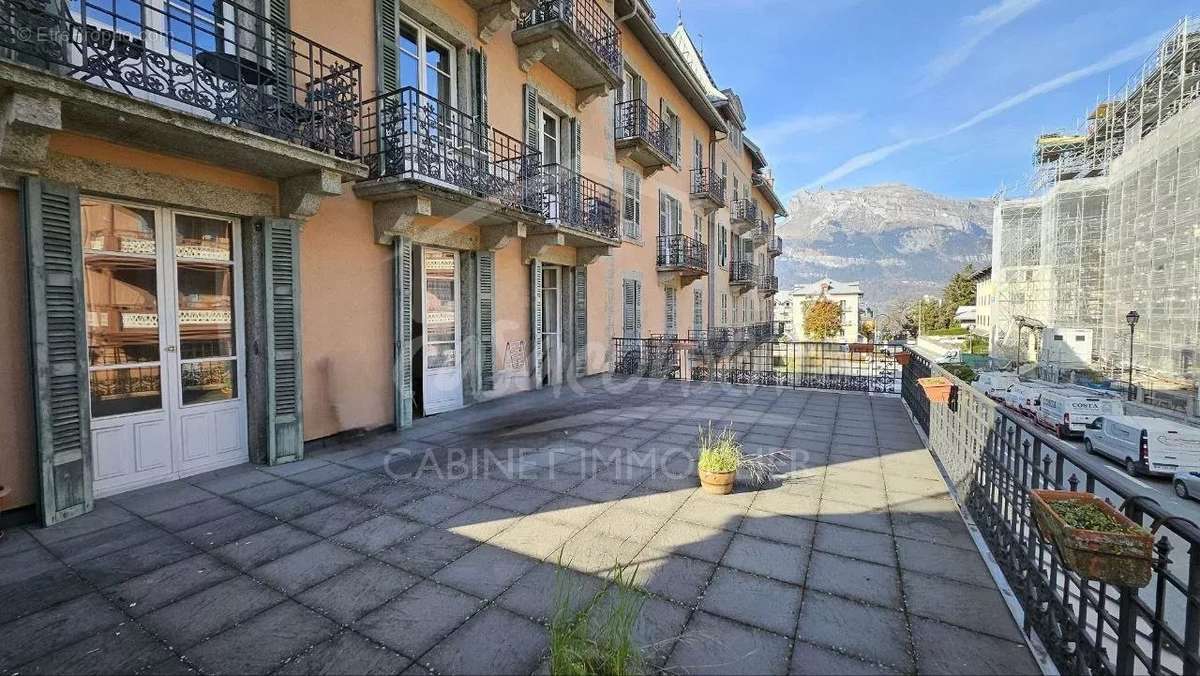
(690, 167), (725, 205)
(360, 87), (542, 212)
(731, 198), (759, 224)
(730, 260), (758, 284)
(614, 335), (900, 394)
(0, 0), (361, 157)
(752, 218), (770, 245)
(614, 98), (674, 161)
(534, 163), (618, 240)
(901, 350), (1200, 675)
(759, 274), (779, 294)
(656, 233), (707, 271)
(518, 0), (620, 76)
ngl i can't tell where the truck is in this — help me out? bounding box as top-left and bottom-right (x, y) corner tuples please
(1035, 388), (1124, 439)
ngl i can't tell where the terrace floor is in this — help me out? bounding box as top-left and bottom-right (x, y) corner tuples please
(0, 376), (1040, 675)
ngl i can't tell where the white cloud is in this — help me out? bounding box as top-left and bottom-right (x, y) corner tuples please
(755, 112), (863, 148)
(803, 31), (1164, 190)
(917, 0), (1043, 91)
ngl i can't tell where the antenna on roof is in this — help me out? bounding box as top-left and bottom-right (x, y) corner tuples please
(676, 0), (682, 25)
(698, 32), (703, 56)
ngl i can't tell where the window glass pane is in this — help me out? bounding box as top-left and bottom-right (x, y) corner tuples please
(83, 201), (156, 255)
(398, 21), (419, 57)
(423, 249), (456, 348)
(175, 214), (232, 261)
(426, 344), (456, 369)
(427, 65), (450, 103)
(543, 288), (559, 333)
(91, 366), (162, 417)
(85, 255), (159, 366)
(425, 39), (449, 74)
(181, 359), (237, 405)
(177, 262), (235, 359)
(400, 52), (419, 90)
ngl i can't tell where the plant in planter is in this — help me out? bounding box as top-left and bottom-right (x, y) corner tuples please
(1030, 489), (1153, 588)
(696, 422), (780, 495)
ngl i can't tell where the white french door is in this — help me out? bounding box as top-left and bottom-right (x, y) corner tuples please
(541, 266), (562, 386)
(422, 248), (464, 414)
(82, 198), (248, 497)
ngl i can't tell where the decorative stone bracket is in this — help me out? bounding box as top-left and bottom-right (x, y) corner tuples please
(473, 0), (519, 43)
(280, 169), (342, 222)
(373, 195), (431, 245)
(517, 38), (559, 74)
(523, 232), (564, 261)
(480, 222), (526, 250)
(0, 91), (62, 181)
(576, 85), (607, 111)
(576, 245), (611, 266)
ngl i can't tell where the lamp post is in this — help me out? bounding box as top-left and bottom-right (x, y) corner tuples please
(1126, 310), (1140, 402)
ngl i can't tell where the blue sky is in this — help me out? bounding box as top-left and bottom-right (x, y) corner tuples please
(647, 0), (1191, 199)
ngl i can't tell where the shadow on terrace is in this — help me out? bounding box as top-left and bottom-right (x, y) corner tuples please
(0, 376), (1039, 675)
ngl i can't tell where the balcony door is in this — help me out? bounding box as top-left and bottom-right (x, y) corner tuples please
(541, 266), (563, 386)
(421, 248), (464, 415)
(82, 198), (247, 497)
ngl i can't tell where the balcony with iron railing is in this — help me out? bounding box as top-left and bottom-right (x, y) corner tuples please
(729, 259), (758, 290)
(0, 0), (364, 178)
(730, 199), (760, 235)
(614, 99), (675, 174)
(356, 87), (543, 231)
(689, 167), (725, 215)
(768, 234), (783, 256)
(531, 163), (619, 246)
(656, 233), (708, 283)
(751, 218), (770, 246)
(758, 274), (779, 295)
(514, 0), (622, 108)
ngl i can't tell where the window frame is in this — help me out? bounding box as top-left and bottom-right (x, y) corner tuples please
(396, 12), (457, 106)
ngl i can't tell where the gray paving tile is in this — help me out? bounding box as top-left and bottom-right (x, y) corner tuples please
(911, 616), (1041, 675)
(398, 493), (474, 525)
(903, 570), (1024, 642)
(187, 464), (273, 495)
(354, 580), (485, 658)
(632, 548), (715, 606)
(434, 543), (539, 599)
(184, 600), (339, 674)
(422, 606), (547, 675)
(213, 524), (320, 570)
(790, 641), (901, 675)
(487, 485), (560, 513)
(739, 510), (817, 547)
(251, 541), (363, 595)
(276, 630), (410, 675)
(0, 593), (126, 668)
(177, 508), (279, 550)
(291, 500), (382, 538)
(721, 533), (808, 585)
(700, 566), (802, 635)
(110, 481), (213, 516)
(27, 503), (135, 546)
(107, 552), (236, 617)
(797, 591), (912, 671)
(645, 518), (733, 563)
(806, 551), (902, 610)
(439, 504), (521, 541)
(141, 575), (284, 648)
(144, 496), (243, 532)
(379, 529), (479, 577)
(0, 564), (92, 625)
(497, 563), (605, 623)
(666, 610), (791, 675)
(322, 472), (395, 498)
(333, 514), (425, 554)
(297, 560), (420, 625)
(813, 521), (897, 566)
(258, 488), (341, 521)
(896, 536), (996, 587)
(226, 478), (307, 506)
(15, 622), (172, 675)
(286, 463), (359, 487)
(47, 519), (166, 564)
(73, 534), (198, 588)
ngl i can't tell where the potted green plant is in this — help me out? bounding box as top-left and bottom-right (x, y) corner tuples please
(696, 423), (779, 495)
(1030, 489), (1153, 588)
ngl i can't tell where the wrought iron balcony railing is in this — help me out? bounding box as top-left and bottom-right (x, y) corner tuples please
(731, 199), (760, 224)
(768, 235), (783, 255)
(614, 99), (675, 162)
(360, 87), (542, 212)
(656, 233), (707, 272)
(730, 260), (759, 284)
(758, 274), (779, 294)
(690, 167), (726, 206)
(517, 0), (620, 77)
(752, 219), (770, 245)
(534, 163), (618, 240)
(0, 0), (362, 158)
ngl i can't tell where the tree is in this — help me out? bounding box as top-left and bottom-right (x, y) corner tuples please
(803, 299), (843, 340)
(940, 264), (978, 327)
(860, 318), (876, 342)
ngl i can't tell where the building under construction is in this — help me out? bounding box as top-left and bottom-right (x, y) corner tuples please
(991, 17), (1200, 399)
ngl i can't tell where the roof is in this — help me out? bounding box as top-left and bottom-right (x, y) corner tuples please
(954, 306), (977, 321)
(667, 24), (746, 130)
(791, 278), (862, 297)
(969, 265), (992, 282)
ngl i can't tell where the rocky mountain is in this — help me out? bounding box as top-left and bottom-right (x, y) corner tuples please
(774, 183), (993, 312)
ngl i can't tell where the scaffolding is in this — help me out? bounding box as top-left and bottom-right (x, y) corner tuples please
(994, 17), (1200, 389)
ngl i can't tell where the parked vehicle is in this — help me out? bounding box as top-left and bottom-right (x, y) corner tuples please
(1173, 470), (1200, 500)
(1084, 415), (1200, 477)
(976, 372), (1019, 402)
(1035, 389), (1124, 439)
(1003, 383), (1045, 417)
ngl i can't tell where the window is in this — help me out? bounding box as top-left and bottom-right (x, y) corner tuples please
(732, 176), (739, 203)
(540, 110), (560, 164)
(622, 67), (642, 103)
(721, 293), (728, 325)
(693, 137), (703, 172)
(622, 279), (642, 338)
(622, 168), (640, 239)
(662, 103), (681, 164)
(693, 213), (703, 242)
(717, 224), (727, 266)
(720, 161), (728, 200)
(397, 14), (455, 104)
(658, 193), (681, 237)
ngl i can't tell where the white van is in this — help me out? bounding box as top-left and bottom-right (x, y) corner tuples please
(1084, 415), (1200, 476)
(976, 372), (1018, 402)
(1003, 383), (1044, 417)
(1036, 389), (1123, 439)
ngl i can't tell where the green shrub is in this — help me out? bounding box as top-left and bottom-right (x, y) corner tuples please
(941, 363), (977, 382)
(549, 558), (645, 675)
(924, 326), (969, 336)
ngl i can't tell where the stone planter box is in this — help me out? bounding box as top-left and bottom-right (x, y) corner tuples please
(918, 376), (954, 404)
(1030, 489), (1153, 588)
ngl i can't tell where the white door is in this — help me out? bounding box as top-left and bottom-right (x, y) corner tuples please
(541, 266), (562, 386)
(82, 199), (247, 497)
(422, 248), (464, 414)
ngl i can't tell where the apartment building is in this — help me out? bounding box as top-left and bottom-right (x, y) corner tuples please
(0, 0), (783, 525)
(787, 279), (864, 343)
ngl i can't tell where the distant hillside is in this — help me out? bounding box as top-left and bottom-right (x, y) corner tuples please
(775, 183), (992, 310)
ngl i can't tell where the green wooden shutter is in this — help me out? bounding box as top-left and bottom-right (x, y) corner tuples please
(394, 237), (413, 426)
(24, 178), (92, 526)
(262, 218), (303, 463)
(571, 117), (582, 175)
(376, 0), (398, 92)
(469, 49), (489, 124)
(477, 251), (495, 391)
(634, 280), (643, 337)
(530, 260), (543, 388)
(657, 190), (667, 237)
(267, 0), (292, 93)
(622, 280), (635, 339)
(523, 84), (539, 155)
(665, 287), (676, 336)
(693, 289), (703, 333)
(573, 267), (587, 377)
(672, 198), (682, 235)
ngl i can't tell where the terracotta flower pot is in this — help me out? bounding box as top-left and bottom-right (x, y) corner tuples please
(698, 468), (735, 495)
(1030, 489), (1153, 588)
(895, 352), (912, 366)
(918, 376), (954, 404)
(849, 343), (874, 354)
